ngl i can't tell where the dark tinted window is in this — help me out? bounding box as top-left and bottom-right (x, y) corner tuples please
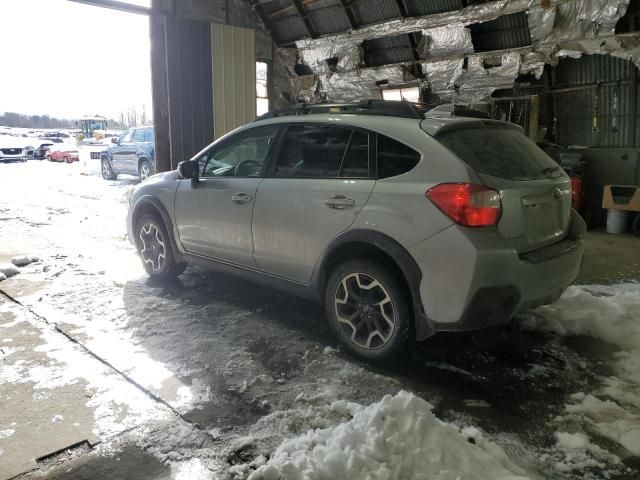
(377, 135), (421, 179)
(132, 129), (145, 142)
(144, 128), (154, 142)
(436, 127), (562, 180)
(274, 125), (351, 178)
(341, 131), (369, 178)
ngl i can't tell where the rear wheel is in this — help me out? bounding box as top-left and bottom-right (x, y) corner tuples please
(135, 213), (186, 280)
(324, 258), (414, 362)
(139, 159), (154, 181)
(101, 157), (117, 180)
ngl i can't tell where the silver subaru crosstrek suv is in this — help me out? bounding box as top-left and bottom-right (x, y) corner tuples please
(126, 100), (585, 362)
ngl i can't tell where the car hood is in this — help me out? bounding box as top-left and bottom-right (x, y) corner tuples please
(145, 169), (180, 184)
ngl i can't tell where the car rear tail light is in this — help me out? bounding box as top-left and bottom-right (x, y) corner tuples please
(426, 183), (502, 227)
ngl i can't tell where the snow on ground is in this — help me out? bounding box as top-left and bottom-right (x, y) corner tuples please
(523, 284), (640, 472)
(0, 301), (174, 440)
(232, 391), (530, 480)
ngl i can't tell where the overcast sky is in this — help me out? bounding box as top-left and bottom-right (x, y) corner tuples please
(0, 0), (153, 120)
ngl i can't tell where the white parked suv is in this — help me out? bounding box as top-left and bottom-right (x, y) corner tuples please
(126, 100), (586, 361)
(0, 138), (27, 163)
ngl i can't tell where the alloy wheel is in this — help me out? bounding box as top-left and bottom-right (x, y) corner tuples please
(102, 160), (112, 178)
(139, 222), (166, 272)
(140, 162), (151, 181)
(334, 272), (396, 350)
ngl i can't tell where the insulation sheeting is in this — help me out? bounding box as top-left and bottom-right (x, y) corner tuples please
(285, 0), (637, 104)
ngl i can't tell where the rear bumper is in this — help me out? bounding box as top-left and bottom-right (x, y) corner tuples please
(409, 210), (586, 332)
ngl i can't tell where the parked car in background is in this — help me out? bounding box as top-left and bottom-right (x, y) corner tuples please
(0, 137), (27, 162)
(125, 101), (586, 362)
(101, 126), (155, 181)
(42, 137), (64, 144)
(46, 143), (79, 163)
(33, 141), (54, 160)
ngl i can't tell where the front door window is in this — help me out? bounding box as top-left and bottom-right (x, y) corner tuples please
(199, 125), (279, 178)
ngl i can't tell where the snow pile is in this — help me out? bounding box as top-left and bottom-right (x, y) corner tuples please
(523, 284), (640, 463)
(245, 391), (530, 480)
(524, 284), (640, 354)
(0, 263), (19, 278)
(11, 255), (38, 267)
(548, 430), (621, 473)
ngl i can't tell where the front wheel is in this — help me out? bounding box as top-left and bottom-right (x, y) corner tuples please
(101, 158), (117, 180)
(324, 258), (414, 362)
(135, 213), (186, 280)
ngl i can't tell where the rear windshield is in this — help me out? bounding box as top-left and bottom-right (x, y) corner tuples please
(436, 126), (562, 181)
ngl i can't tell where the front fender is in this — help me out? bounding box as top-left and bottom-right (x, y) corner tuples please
(130, 195), (182, 260)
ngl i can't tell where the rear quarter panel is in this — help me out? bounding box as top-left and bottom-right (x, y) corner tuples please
(349, 119), (479, 248)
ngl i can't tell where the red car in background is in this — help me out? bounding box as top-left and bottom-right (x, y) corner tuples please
(46, 144), (79, 163)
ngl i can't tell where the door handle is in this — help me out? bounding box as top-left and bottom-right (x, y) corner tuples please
(231, 192), (252, 204)
(325, 195), (355, 209)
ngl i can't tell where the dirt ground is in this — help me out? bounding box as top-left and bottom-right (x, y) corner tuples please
(0, 161), (638, 480)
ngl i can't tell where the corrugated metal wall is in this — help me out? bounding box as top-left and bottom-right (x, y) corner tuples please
(551, 55), (638, 148)
(500, 55), (640, 148)
(165, 16), (214, 166)
(212, 24), (257, 139)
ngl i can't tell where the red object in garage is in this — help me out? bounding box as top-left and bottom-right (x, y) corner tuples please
(570, 175), (584, 213)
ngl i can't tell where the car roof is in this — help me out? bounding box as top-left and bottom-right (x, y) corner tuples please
(253, 100), (514, 138)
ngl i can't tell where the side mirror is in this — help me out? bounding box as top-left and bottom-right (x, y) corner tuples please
(178, 160), (199, 179)
(111, 137), (119, 144)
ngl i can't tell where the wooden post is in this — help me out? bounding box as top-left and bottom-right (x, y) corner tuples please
(150, 8), (172, 172)
(528, 94), (540, 142)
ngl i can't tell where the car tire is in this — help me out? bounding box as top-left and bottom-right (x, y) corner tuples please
(139, 159), (154, 182)
(134, 213), (186, 280)
(101, 157), (117, 180)
(324, 258), (414, 363)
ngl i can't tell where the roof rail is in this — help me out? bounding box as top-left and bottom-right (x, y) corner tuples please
(423, 104), (491, 120)
(256, 99), (432, 120)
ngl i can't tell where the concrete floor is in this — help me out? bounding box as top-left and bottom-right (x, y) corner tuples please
(0, 162), (638, 480)
(577, 230), (640, 285)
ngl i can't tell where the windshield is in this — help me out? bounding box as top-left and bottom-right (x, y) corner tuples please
(436, 126), (563, 181)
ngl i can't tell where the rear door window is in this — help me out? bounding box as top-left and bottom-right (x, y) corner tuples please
(436, 126), (562, 180)
(132, 129), (145, 143)
(273, 124), (351, 178)
(144, 128), (154, 142)
(377, 135), (421, 179)
(341, 131), (369, 178)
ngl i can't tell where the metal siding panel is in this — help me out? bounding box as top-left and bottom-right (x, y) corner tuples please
(363, 33), (418, 67)
(166, 18), (213, 164)
(213, 24), (223, 138)
(555, 55), (633, 85)
(270, 16), (309, 43)
(213, 24), (256, 139)
(308, 7), (352, 35)
(350, 0), (399, 27)
(405, 0), (463, 16)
